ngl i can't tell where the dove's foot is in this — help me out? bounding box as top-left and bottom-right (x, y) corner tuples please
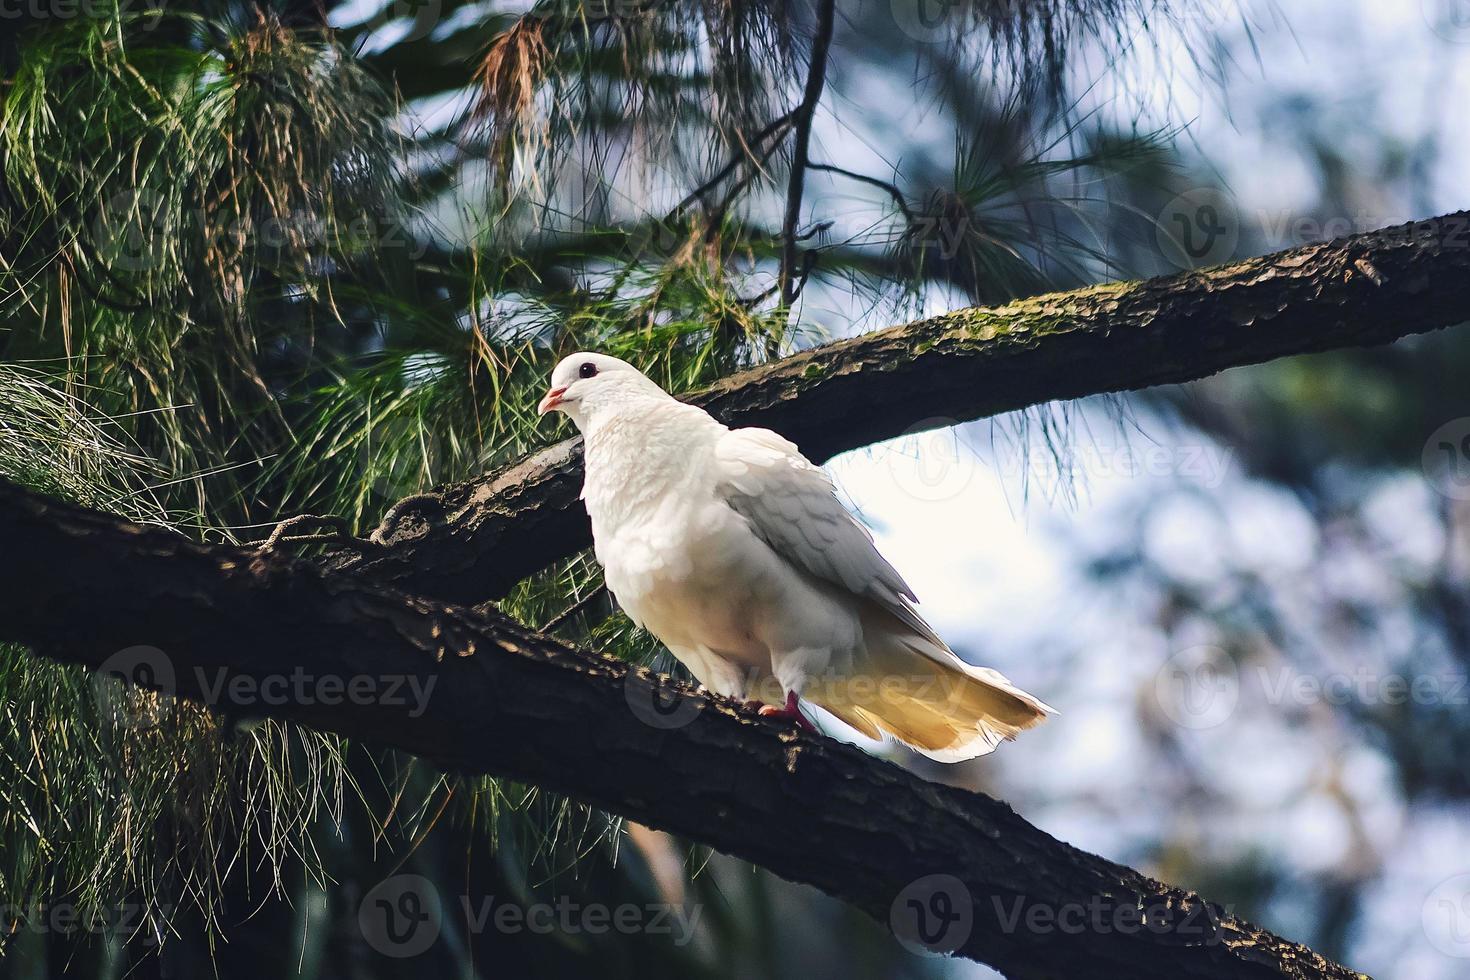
(757, 692), (817, 733)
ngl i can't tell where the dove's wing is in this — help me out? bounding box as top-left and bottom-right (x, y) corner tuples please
(713, 426), (945, 646)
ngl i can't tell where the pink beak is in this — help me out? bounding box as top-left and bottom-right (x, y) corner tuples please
(537, 385), (568, 415)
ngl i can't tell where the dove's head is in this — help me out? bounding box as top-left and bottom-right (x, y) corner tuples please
(538, 351), (667, 430)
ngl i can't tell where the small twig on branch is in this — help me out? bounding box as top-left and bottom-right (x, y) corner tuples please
(254, 514), (356, 551)
(367, 492), (447, 547)
(539, 583), (610, 633)
(738, 281), (782, 308)
(779, 0), (837, 307)
(672, 110), (796, 217)
(809, 161), (918, 224)
(712, 119), (798, 219)
(783, 220), (833, 244)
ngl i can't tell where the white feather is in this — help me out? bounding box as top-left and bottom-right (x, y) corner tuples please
(544, 351), (1053, 761)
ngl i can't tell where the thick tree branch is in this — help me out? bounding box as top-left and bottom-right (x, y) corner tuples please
(0, 478), (1366, 980)
(335, 212), (1470, 606)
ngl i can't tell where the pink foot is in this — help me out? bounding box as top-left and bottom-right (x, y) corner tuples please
(757, 692), (817, 733)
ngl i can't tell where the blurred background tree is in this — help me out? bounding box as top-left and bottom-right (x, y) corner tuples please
(0, 1), (1467, 978)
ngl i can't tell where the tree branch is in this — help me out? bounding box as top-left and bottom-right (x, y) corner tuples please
(334, 212), (1470, 606)
(0, 478), (1367, 980)
(779, 0), (837, 307)
(809, 161), (918, 224)
(672, 110), (796, 217)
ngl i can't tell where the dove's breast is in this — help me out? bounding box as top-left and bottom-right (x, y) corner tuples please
(596, 494), (772, 663)
(593, 490), (861, 684)
(580, 406), (860, 690)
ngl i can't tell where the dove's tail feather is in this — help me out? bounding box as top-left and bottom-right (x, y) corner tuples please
(805, 609), (1054, 763)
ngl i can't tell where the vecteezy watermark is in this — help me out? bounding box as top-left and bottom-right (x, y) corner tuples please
(905, 210), (981, 262)
(1423, 418), (1470, 501)
(1424, 874), (1470, 958)
(1154, 645), (1240, 730)
(1176, 0), (1235, 30)
(624, 670), (705, 730)
(633, 201), (1466, 273)
(887, 0), (969, 44)
(0, 900), (167, 943)
(1161, 186), (1470, 271)
(890, 874), (974, 955)
(992, 895), (1225, 942)
(624, 664), (992, 731)
(0, 0), (167, 22)
(92, 646), (438, 722)
(459, 895), (701, 945)
(1256, 209), (1400, 250)
(1156, 188), (1241, 271)
(93, 645), (177, 731)
(363, 0), (443, 44)
(876, 426), (1236, 499)
(193, 667), (437, 718)
(1253, 668), (1468, 709)
(1154, 648), (1470, 730)
(1424, 0), (1470, 43)
(1246, 209), (1470, 252)
(360, 875), (443, 958)
(993, 441), (1236, 490)
(1253, 209), (1470, 251)
(874, 420), (981, 504)
(358, 405), (449, 501)
(92, 189), (426, 274)
(359, 875), (701, 957)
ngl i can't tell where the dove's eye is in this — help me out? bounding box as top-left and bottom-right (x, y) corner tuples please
(578, 362), (598, 379)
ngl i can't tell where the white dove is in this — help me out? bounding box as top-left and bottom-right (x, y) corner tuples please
(538, 351), (1052, 761)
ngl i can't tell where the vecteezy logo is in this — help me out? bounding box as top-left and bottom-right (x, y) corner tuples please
(1425, 0), (1470, 43)
(92, 645), (176, 731)
(366, 0), (443, 43)
(359, 874), (442, 958)
(1154, 645), (1240, 730)
(1424, 874), (1470, 957)
(361, 409), (447, 502)
(94, 189), (171, 274)
(888, 0), (966, 43)
(1423, 419), (1470, 501)
(889, 874), (974, 955)
(882, 420), (979, 504)
(1156, 188), (1240, 271)
(624, 670), (704, 730)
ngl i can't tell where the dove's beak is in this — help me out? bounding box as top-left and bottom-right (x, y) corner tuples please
(537, 386), (569, 415)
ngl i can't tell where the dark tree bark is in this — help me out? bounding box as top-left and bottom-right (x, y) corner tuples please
(0, 478), (1368, 980)
(331, 212), (1470, 605)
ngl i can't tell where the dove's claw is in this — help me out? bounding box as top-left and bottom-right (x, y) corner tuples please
(757, 693), (817, 733)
